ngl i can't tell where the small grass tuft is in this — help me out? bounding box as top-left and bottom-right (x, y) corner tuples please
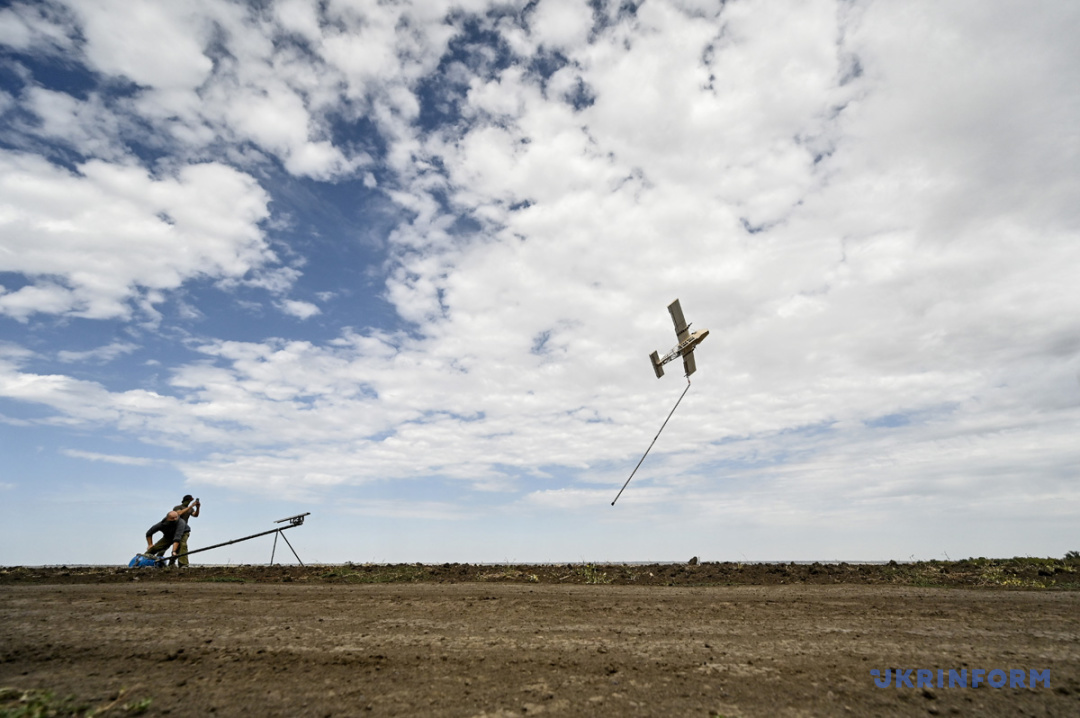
(579, 564), (613, 585)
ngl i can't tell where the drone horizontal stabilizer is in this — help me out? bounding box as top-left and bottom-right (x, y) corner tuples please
(650, 350), (664, 378)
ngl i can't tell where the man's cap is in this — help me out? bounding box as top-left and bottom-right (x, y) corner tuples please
(182, 494), (194, 503)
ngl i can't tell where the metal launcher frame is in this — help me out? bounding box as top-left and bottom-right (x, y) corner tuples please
(142, 512), (311, 566)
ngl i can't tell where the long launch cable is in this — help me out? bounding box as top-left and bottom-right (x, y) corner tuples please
(611, 376), (692, 506)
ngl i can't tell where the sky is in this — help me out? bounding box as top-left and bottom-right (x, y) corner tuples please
(0, 0), (1078, 566)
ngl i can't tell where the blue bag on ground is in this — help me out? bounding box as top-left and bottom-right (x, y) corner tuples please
(128, 555), (161, 568)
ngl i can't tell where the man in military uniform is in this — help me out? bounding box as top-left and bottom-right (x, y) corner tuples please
(172, 495), (201, 567)
(145, 511), (187, 563)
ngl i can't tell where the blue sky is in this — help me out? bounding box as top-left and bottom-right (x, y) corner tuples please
(1, 0), (1078, 565)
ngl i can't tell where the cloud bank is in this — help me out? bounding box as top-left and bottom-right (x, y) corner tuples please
(0, 0), (1077, 558)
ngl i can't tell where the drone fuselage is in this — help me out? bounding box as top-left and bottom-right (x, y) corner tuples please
(655, 329), (709, 367)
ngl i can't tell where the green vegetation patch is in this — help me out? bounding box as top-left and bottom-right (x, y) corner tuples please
(578, 564), (614, 585)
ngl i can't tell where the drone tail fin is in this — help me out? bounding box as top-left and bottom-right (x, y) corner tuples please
(650, 350), (664, 378)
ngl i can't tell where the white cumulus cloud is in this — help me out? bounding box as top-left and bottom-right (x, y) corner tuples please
(277, 299), (321, 319)
(0, 151), (275, 321)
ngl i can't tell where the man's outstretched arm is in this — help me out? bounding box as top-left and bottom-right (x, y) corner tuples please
(145, 522), (164, 548)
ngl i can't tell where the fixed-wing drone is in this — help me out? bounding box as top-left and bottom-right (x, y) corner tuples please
(649, 298), (709, 378)
(612, 299), (709, 505)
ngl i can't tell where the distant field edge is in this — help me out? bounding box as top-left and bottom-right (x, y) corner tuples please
(2, 557), (1079, 589)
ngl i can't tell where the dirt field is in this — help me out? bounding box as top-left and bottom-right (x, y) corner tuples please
(2, 564), (1079, 717)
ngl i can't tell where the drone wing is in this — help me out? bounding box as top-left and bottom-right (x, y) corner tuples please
(668, 299), (690, 342)
(682, 349), (697, 377)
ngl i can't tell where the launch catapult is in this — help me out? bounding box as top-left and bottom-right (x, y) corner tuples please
(132, 512), (311, 567)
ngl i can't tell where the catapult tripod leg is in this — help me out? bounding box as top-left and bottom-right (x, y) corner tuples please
(278, 530), (304, 566)
(271, 532), (278, 565)
(612, 377), (692, 506)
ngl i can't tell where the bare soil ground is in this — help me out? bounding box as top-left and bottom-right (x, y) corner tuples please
(2, 563), (1078, 717)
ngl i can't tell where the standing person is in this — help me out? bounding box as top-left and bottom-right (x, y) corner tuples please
(173, 495), (201, 567)
(145, 511), (187, 564)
